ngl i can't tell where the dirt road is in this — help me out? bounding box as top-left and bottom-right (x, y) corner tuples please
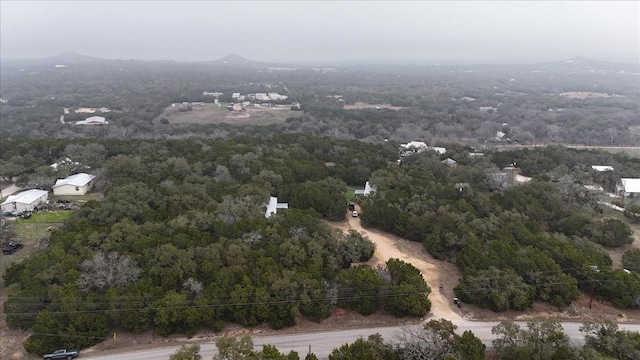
(328, 210), (462, 321)
(0, 184), (22, 200)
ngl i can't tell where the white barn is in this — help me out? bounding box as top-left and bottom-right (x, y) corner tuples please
(52, 173), (95, 196)
(1, 189), (48, 213)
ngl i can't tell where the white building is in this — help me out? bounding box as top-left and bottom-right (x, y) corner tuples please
(75, 116), (108, 125)
(354, 181), (376, 196)
(265, 196), (289, 218)
(617, 178), (640, 198)
(52, 173), (96, 196)
(399, 142), (446, 157)
(591, 165), (614, 172)
(1, 189), (48, 213)
(428, 147), (447, 155)
(400, 141), (427, 150)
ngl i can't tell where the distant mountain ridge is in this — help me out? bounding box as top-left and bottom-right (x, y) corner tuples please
(1, 52), (636, 71)
(1, 51), (104, 66)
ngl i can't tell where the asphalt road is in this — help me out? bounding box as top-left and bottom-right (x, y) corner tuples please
(80, 321), (640, 360)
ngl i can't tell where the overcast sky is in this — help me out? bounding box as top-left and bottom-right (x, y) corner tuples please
(1, 1), (638, 64)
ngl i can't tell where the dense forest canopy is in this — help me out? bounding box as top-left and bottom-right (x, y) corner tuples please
(2, 135), (640, 354)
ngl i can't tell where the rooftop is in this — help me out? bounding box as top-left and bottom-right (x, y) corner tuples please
(53, 173), (95, 188)
(1, 189), (48, 206)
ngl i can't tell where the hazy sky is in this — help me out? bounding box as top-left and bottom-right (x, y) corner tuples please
(1, 1), (638, 64)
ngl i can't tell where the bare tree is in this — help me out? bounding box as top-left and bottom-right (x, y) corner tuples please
(182, 277), (204, 298)
(547, 125), (561, 142)
(606, 127), (618, 144)
(394, 320), (460, 359)
(76, 251), (141, 293)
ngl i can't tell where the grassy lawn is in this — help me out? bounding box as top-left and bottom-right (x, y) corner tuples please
(345, 190), (355, 202)
(17, 210), (72, 224)
(1, 210), (71, 277)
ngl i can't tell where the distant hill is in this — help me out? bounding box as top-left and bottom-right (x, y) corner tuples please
(1, 52), (105, 67)
(202, 53), (292, 69)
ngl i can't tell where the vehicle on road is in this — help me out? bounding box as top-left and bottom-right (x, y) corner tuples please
(43, 348), (80, 360)
(2, 240), (23, 254)
(352, 210), (359, 217)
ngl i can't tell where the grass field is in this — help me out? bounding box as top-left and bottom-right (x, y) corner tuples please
(0, 210), (71, 277)
(345, 190), (356, 201)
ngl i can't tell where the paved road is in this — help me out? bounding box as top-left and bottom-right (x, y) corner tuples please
(80, 321), (640, 360)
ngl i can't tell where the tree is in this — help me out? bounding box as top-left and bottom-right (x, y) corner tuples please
(394, 319), (484, 360)
(75, 251), (141, 293)
(580, 321), (640, 360)
(337, 266), (384, 315)
(170, 344), (202, 360)
(622, 248), (640, 273)
(329, 335), (397, 360)
(492, 319), (575, 360)
(456, 330), (485, 360)
(338, 230), (376, 267)
(384, 259), (431, 317)
(454, 267), (535, 312)
(214, 335), (257, 360)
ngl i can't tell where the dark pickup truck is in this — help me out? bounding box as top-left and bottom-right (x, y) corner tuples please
(43, 348), (79, 360)
(2, 241), (23, 254)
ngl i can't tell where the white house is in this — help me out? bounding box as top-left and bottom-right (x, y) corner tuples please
(399, 142), (447, 157)
(400, 141), (427, 151)
(617, 178), (640, 198)
(442, 158), (458, 166)
(354, 181), (376, 196)
(591, 165), (614, 172)
(265, 196), (289, 218)
(1, 189), (48, 213)
(75, 116), (108, 125)
(52, 173), (96, 196)
(428, 147), (447, 155)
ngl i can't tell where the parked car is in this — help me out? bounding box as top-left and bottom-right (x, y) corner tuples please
(2, 241), (24, 254)
(43, 348), (79, 360)
(2, 210), (19, 217)
(21, 211), (32, 219)
(352, 210), (359, 217)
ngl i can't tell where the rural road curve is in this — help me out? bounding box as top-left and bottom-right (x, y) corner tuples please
(80, 321), (640, 360)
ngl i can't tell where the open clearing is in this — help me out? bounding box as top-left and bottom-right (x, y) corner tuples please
(559, 91), (620, 99)
(161, 103), (299, 125)
(343, 102), (404, 110)
(0, 211), (70, 277)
